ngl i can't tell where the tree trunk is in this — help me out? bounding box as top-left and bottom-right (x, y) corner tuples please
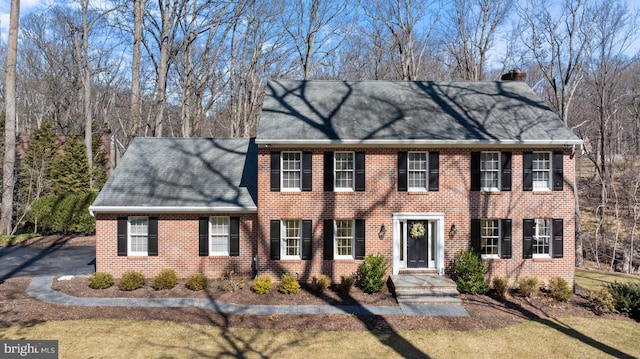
(130, 0), (146, 143)
(1, 0), (20, 235)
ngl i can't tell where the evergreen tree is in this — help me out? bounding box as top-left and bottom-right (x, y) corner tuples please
(91, 122), (108, 191)
(19, 120), (58, 201)
(49, 137), (92, 194)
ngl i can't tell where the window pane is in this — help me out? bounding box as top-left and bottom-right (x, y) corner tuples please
(533, 218), (551, 255)
(130, 235), (148, 253)
(283, 220), (300, 257)
(210, 217), (229, 254)
(481, 219), (499, 255)
(335, 152), (353, 189)
(532, 152), (551, 190)
(335, 220), (353, 257)
(480, 152), (499, 189)
(282, 152), (302, 189)
(408, 152), (427, 190)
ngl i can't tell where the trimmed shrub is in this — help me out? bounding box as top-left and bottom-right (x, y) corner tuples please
(219, 270), (245, 292)
(517, 277), (540, 297)
(607, 282), (640, 319)
(186, 273), (208, 291)
(452, 250), (489, 294)
(492, 277), (509, 300)
(151, 269), (178, 290)
(88, 272), (114, 289)
(588, 288), (618, 315)
(118, 270), (145, 291)
(548, 277), (573, 302)
(27, 192), (97, 234)
(358, 254), (389, 294)
(278, 273), (301, 294)
(338, 275), (355, 294)
(252, 276), (273, 295)
(309, 274), (331, 293)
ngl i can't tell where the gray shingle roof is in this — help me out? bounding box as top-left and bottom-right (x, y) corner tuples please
(256, 80), (582, 146)
(90, 137), (257, 213)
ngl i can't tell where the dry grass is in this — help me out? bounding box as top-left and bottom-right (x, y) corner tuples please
(575, 267), (640, 292)
(1, 318), (638, 358)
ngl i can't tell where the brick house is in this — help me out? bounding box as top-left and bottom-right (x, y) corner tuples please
(90, 77), (582, 287)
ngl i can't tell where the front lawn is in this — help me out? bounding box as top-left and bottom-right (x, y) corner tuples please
(575, 267), (640, 292)
(1, 318), (638, 358)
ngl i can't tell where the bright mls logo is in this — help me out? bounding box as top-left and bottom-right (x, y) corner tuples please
(1, 340), (58, 358)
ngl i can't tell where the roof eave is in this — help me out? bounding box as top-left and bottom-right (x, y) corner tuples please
(89, 206), (258, 216)
(255, 138), (584, 149)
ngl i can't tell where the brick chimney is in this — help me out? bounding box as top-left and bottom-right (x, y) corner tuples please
(501, 69), (527, 81)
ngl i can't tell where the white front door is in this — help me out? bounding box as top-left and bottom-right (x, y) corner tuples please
(392, 213), (445, 275)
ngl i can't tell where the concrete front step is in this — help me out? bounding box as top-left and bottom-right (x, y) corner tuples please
(396, 296), (462, 304)
(390, 274), (461, 305)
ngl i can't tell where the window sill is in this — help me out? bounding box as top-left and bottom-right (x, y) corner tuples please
(407, 190), (429, 194)
(532, 191), (553, 195)
(532, 257), (553, 262)
(279, 191), (302, 195)
(126, 255), (148, 259)
(480, 191), (503, 195)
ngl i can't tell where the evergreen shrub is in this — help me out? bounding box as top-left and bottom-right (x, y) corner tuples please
(186, 274), (208, 291)
(151, 269), (178, 290)
(252, 276), (273, 295)
(452, 250), (489, 294)
(88, 272), (114, 289)
(278, 273), (300, 294)
(119, 270), (145, 291)
(358, 254), (388, 294)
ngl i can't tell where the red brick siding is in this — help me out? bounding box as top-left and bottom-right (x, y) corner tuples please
(95, 213), (257, 278)
(257, 148), (576, 286)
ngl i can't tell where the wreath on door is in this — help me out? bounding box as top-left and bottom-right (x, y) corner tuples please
(410, 222), (425, 239)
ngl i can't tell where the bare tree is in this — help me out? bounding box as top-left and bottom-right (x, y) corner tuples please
(1, 0), (20, 234)
(444, 0), (513, 81)
(282, 0), (355, 80)
(130, 0), (147, 143)
(361, 0), (442, 81)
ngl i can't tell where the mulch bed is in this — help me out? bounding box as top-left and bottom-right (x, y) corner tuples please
(1, 274), (631, 332)
(0, 236), (633, 331)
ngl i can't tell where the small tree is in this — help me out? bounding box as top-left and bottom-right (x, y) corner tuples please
(358, 254), (388, 293)
(452, 250), (489, 294)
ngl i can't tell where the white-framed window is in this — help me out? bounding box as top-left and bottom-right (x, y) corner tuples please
(481, 219), (500, 258)
(532, 152), (551, 190)
(533, 218), (551, 257)
(282, 151), (302, 191)
(282, 220), (301, 259)
(209, 216), (230, 256)
(334, 152), (354, 191)
(408, 152), (428, 191)
(480, 152), (500, 191)
(128, 216), (149, 256)
(334, 219), (354, 258)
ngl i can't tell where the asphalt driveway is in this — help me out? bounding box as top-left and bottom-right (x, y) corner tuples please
(0, 245), (95, 281)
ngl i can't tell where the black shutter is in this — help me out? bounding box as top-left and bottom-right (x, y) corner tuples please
(429, 151), (439, 191)
(302, 151), (313, 192)
(270, 152), (281, 192)
(553, 152), (564, 191)
(324, 151), (334, 191)
(354, 219), (365, 259)
(471, 219), (481, 253)
(270, 220), (281, 260)
(553, 219), (564, 258)
(301, 220), (312, 260)
(323, 219), (334, 260)
(117, 217), (127, 256)
(398, 152), (407, 192)
(355, 152), (365, 191)
(229, 217), (240, 257)
(501, 152), (512, 191)
(501, 219), (512, 259)
(523, 152), (533, 191)
(148, 217), (158, 256)
(523, 219), (533, 259)
(471, 152), (481, 191)
(198, 217), (209, 256)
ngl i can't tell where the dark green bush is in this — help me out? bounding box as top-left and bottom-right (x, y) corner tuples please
(252, 276), (273, 295)
(278, 273), (301, 294)
(151, 269), (178, 290)
(607, 282), (640, 319)
(118, 270), (145, 291)
(309, 274), (331, 293)
(338, 275), (355, 294)
(27, 192), (97, 234)
(492, 277), (509, 299)
(219, 270), (245, 292)
(452, 250), (488, 294)
(88, 272), (114, 289)
(358, 254), (389, 294)
(588, 288), (618, 315)
(186, 273), (208, 291)
(548, 277), (573, 302)
(517, 277), (540, 297)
